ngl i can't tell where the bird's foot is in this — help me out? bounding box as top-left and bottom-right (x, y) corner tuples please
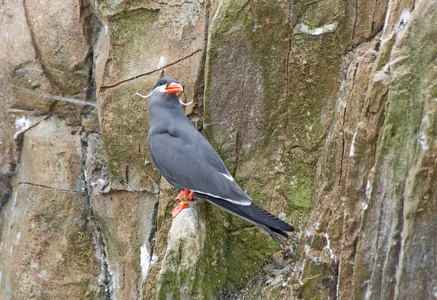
(172, 188), (194, 218)
(172, 200), (189, 218)
(174, 188), (194, 202)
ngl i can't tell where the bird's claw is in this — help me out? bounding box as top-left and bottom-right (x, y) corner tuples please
(172, 188), (194, 218)
(172, 200), (189, 218)
(173, 188), (194, 202)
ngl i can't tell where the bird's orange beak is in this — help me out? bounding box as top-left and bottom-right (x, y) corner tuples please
(165, 82), (184, 94)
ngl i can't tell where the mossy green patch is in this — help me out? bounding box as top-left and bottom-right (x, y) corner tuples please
(203, 0), (318, 295)
(129, 217), (143, 282)
(100, 85), (159, 188)
(284, 172), (313, 222)
(98, 7), (161, 188)
(353, 5), (437, 298)
(92, 212), (123, 265)
(298, 260), (337, 299)
(66, 225), (96, 272)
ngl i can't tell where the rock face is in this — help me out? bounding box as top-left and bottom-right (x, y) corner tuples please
(1, 0), (436, 299)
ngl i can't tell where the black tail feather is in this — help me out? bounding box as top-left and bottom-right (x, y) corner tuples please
(197, 193), (294, 243)
(257, 224), (287, 244)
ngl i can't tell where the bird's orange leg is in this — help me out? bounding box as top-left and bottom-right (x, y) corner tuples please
(172, 188), (195, 218)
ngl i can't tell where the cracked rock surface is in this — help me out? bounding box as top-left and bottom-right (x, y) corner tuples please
(1, 0), (437, 299)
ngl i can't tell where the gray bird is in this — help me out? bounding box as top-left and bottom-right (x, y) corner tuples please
(146, 77), (294, 243)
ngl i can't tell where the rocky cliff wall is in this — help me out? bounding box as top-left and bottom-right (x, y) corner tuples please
(1, 0), (436, 299)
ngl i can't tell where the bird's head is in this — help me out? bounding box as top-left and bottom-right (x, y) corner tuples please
(153, 77), (184, 94)
(140, 77), (187, 114)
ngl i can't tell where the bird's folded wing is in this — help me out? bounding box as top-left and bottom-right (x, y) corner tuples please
(148, 129), (252, 205)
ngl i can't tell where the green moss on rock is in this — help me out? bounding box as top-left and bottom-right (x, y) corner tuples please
(66, 226), (95, 269)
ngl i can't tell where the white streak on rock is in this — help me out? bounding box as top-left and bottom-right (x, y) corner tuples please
(350, 122), (362, 157)
(15, 232), (21, 245)
(140, 244), (158, 283)
(296, 222), (319, 285)
(418, 114), (430, 151)
(15, 116), (31, 130)
(323, 233), (337, 263)
(157, 56), (166, 69)
(140, 244), (150, 282)
(13, 116), (32, 139)
(365, 180), (372, 200)
(294, 22), (337, 36)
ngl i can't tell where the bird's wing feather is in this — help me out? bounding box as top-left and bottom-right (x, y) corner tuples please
(148, 127), (252, 205)
(199, 193), (295, 243)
